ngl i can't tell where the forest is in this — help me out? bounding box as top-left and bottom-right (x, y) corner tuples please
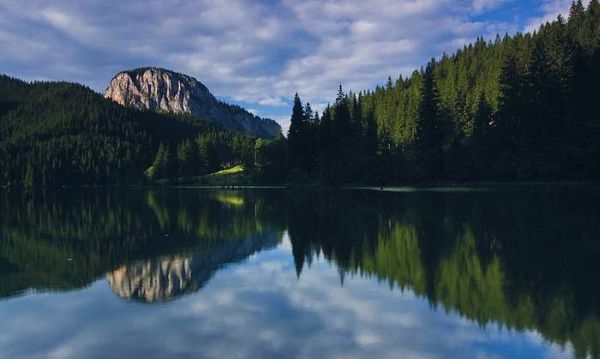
(1, 1), (599, 186)
(0, 76), (259, 186)
(284, 1), (600, 183)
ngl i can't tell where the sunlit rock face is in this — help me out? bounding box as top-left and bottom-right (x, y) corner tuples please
(104, 67), (280, 138)
(107, 233), (281, 303)
(107, 256), (204, 303)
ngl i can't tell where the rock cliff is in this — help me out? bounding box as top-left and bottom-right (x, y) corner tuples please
(104, 67), (280, 138)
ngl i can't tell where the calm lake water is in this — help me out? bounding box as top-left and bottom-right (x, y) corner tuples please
(0, 186), (599, 359)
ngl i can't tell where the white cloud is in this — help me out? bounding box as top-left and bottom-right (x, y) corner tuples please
(275, 116), (291, 137)
(257, 96), (287, 107)
(0, 0), (540, 118)
(524, 0), (590, 33)
(472, 0), (513, 12)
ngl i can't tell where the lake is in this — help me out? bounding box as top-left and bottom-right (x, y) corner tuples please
(0, 186), (599, 359)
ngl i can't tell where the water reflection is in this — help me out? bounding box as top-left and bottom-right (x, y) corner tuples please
(0, 186), (599, 358)
(107, 232), (279, 302)
(0, 189), (284, 300)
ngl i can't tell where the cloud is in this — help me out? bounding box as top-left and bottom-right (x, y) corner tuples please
(275, 116), (291, 136)
(524, 0), (590, 33)
(472, 0), (513, 12)
(0, 0), (546, 124)
(257, 96), (287, 107)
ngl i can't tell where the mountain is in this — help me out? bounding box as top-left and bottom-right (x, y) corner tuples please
(105, 67), (280, 138)
(0, 75), (257, 186)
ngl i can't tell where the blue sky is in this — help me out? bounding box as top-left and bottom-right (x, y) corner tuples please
(0, 0), (581, 132)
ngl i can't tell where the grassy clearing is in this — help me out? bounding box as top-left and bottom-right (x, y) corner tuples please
(209, 165), (244, 176)
(183, 165), (250, 186)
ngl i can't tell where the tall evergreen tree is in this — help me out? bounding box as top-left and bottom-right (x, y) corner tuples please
(176, 139), (195, 176)
(411, 62), (443, 179)
(146, 143), (171, 179)
(287, 93), (306, 174)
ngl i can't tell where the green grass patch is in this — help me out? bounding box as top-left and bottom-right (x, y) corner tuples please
(150, 165), (254, 186)
(209, 165), (244, 176)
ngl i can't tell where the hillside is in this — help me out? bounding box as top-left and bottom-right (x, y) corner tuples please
(0, 76), (258, 186)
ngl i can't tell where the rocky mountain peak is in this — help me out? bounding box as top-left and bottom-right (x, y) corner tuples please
(104, 67), (280, 138)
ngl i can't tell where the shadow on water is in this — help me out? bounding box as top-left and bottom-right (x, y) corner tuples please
(0, 185), (599, 358)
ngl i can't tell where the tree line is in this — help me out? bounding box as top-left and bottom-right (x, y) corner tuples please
(0, 75), (272, 186)
(283, 1), (600, 183)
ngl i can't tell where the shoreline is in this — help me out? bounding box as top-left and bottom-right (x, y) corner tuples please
(4, 181), (600, 192)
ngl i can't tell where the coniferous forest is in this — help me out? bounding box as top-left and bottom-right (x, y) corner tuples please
(285, 1), (600, 183)
(0, 76), (257, 186)
(1, 1), (599, 186)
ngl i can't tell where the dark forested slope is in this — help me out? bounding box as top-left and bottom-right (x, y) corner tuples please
(0, 76), (257, 186)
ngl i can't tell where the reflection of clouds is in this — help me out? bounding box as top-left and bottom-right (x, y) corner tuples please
(0, 239), (574, 359)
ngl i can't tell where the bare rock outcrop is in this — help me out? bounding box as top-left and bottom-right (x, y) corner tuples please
(104, 67), (280, 138)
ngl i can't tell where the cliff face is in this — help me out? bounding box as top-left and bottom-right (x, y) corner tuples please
(104, 67), (280, 138)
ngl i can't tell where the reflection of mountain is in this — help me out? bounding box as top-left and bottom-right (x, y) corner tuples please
(2, 187), (600, 358)
(0, 189), (286, 299)
(108, 257), (198, 303)
(107, 233), (279, 302)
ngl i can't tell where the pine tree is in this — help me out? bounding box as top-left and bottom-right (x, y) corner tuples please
(287, 93), (309, 175)
(318, 105), (334, 177)
(303, 102), (313, 123)
(176, 139), (195, 176)
(333, 85), (351, 141)
(473, 93), (492, 138)
(288, 93), (304, 138)
(411, 62), (443, 179)
(146, 143), (171, 179)
(300, 102), (318, 174)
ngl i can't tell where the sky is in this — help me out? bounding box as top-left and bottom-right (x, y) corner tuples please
(0, 0), (582, 133)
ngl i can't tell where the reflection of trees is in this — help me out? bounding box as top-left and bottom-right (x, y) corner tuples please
(0, 189), (286, 299)
(286, 188), (600, 359)
(0, 190), (160, 298)
(1, 187), (599, 357)
(146, 189), (286, 242)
